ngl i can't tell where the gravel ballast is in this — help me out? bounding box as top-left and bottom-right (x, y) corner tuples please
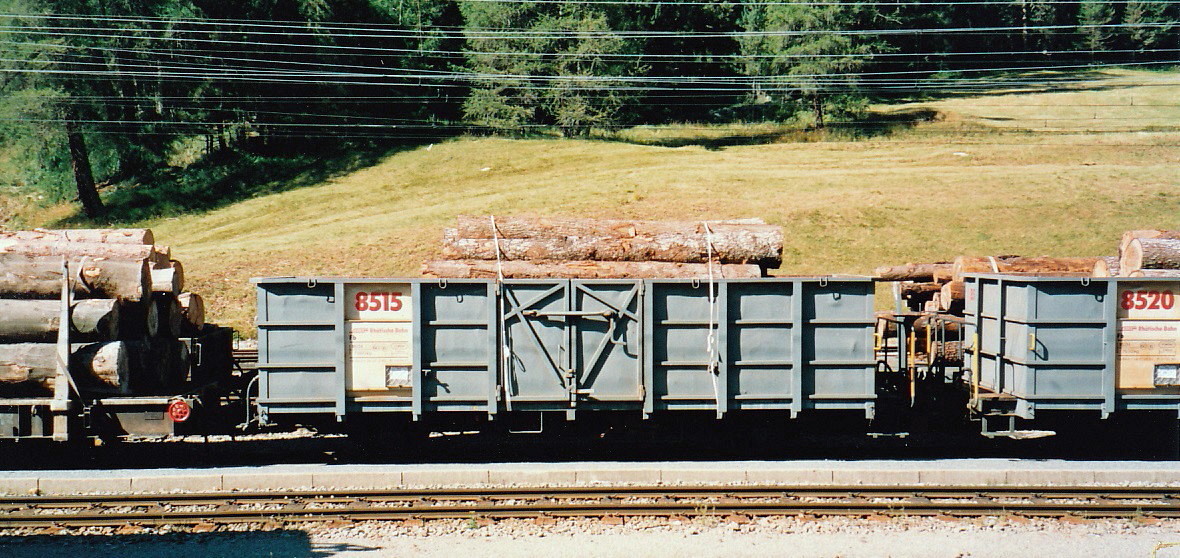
(2, 516), (1179, 557)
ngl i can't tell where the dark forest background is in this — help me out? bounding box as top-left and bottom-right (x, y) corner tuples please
(0, 0), (1175, 219)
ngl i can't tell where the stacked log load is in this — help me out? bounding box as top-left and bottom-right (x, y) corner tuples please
(0, 228), (206, 396)
(874, 228), (1180, 363)
(422, 215), (784, 279)
(1110, 230), (1180, 278)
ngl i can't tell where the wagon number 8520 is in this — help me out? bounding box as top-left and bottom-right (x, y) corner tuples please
(1120, 290), (1175, 310)
(355, 291), (403, 312)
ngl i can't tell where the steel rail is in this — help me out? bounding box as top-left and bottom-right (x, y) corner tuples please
(1, 485), (1177, 528)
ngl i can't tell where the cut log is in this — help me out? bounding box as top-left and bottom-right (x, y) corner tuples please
(1120, 238), (1180, 275)
(0, 299), (120, 342)
(939, 281), (965, 312)
(932, 340), (963, 366)
(0, 228), (153, 245)
(156, 295), (184, 339)
(874, 263), (954, 282)
(874, 312), (898, 341)
(0, 239), (163, 264)
(422, 260), (764, 279)
(442, 233), (782, 267)
(923, 296), (941, 313)
(1119, 230), (1180, 258)
(951, 256), (1101, 282)
(899, 282), (942, 299)
(455, 215), (767, 239)
(176, 292), (205, 335)
(117, 299), (160, 339)
(150, 260), (184, 294)
(1127, 269), (1180, 278)
(152, 245), (171, 266)
(0, 342), (129, 393)
(169, 341), (191, 388)
(913, 316), (962, 335)
(1093, 256), (1119, 278)
(0, 254), (151, 301)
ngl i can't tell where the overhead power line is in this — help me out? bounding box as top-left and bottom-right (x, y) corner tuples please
(1, 21), (1176, 41)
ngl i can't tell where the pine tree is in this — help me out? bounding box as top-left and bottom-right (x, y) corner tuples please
(738, 0), (878, 128)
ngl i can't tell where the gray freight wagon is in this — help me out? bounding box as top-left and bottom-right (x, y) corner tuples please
(963, 274), (1180, 436)
(253, 277), (876, 426)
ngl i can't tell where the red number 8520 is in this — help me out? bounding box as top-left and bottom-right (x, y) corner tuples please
(1120, 290), (1175, 310)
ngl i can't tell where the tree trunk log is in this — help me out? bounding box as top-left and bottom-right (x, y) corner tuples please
(117, 300), (160, 339)
(1127, 269), (1180, 278)
(913, 316), (962, 335)
(442, 235), (781, 267)
(939, 281), (965, 312)
(0, 229), (154, 245)
(422, 259), (764, 279)
(1120, 238), (1180, 275)
(156, 295), (183, 339)
(0, 342), (128, 393)
(0, 254), (150, 301)
(0, 238), (162, 264)
(932, 340), (963, 365)
(874, 263), (954, 282)
(455, 215), (767, 239)
(1120, 230), (1180, 257)
(444, 217), (782, 267)
(0, 299), (119, 342)
(1093, 256), (1119, 278)
(177, 292), (205, 335)
(899, 282), (943, 299)
(952, 256), (1101, 282)
(150, 261), (184, 294)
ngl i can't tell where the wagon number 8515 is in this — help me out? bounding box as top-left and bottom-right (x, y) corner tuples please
(1120, 289), (1175, 310)
(355, 291), (403, 312)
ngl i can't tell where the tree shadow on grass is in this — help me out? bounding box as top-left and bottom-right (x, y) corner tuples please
(608, 68), (1148, 150)
(55, 139), (428, 226)
(608, 107), (945, 150)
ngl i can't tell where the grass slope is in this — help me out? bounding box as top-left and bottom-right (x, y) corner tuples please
(44, 70), (1180, 333)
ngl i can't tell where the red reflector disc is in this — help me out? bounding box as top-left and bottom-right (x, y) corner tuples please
(168, 399), (191, 423)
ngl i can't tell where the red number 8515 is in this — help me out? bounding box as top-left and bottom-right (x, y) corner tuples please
(355, 291), (403, 312)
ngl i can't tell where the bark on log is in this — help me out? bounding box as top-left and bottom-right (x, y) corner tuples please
(899, 282), (942, 299)
(0, 299), (119, 342)
(1120, 238), (1180, 275)
(422, 260), (764, 279)
(177, 292), (205, 335)
(150, 261), (184, 294)
(1120, 230), (1180, 258)
(951, 256), (1101, 282)
(455, 215), (767, 239)
(442, 233), (782, 267)
(0, 254), (150, 301)
(0, 229), (153, 245)
(913, 316), (962, 335)
(1093, 256), (1119, 278)
(0, 239), (164, 265)
(874, 263), (954, 282)
(1128, 269), (1180, 278)
(0, 342), (129, 393)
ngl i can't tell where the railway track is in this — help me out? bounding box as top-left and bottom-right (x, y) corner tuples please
(1, 485), (1178, 528)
